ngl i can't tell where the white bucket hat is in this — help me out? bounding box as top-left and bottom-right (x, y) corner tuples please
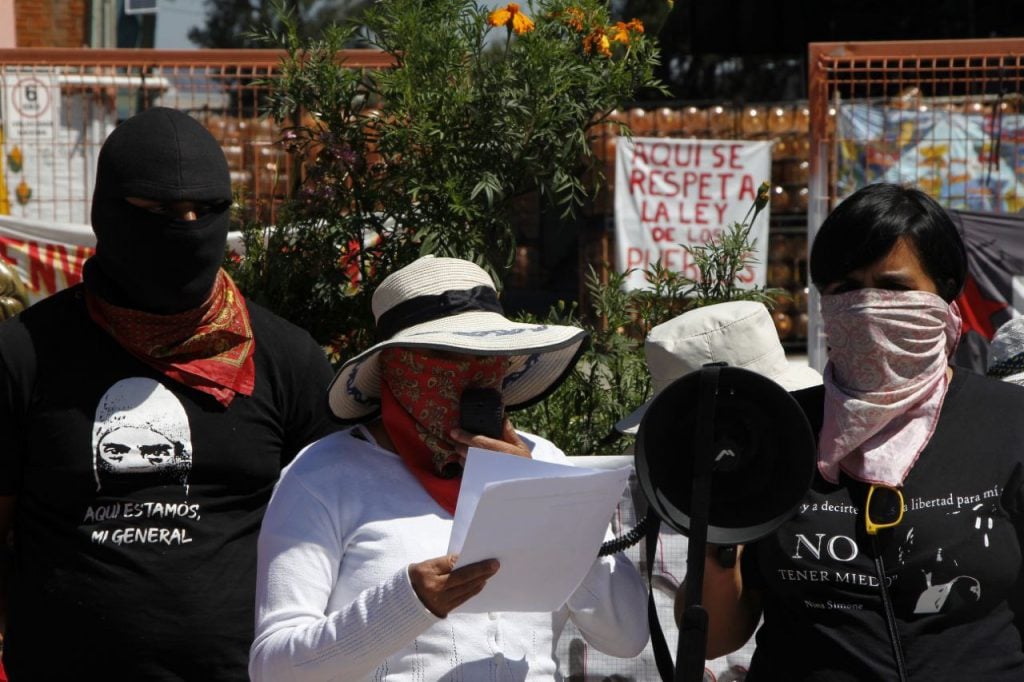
(328, 255), (589, 421)
(615, 300), (821, 434)
(987, 315), (1024, 385)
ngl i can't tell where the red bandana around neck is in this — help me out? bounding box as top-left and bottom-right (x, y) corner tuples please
(379, 348), (506, 515)
(85, 269), (256, 407)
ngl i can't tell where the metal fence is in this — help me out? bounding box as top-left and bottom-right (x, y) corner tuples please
(0, 48), (391, 225)
(1, 49), (819, 348)
(805, 38), (1024, 367)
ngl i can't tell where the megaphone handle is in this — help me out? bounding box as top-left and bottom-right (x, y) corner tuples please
(678, 605), (710, 682)
(677, 364), (720, 682)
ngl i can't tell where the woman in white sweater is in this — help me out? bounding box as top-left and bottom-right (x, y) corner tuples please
(249, 256), (649, 681)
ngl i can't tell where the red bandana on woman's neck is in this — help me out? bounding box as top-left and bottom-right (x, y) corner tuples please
(85, 269), (256, 407)
(379, 348), (506, 515)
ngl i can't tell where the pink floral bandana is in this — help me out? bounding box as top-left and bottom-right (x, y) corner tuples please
(818, 288), (962, 486)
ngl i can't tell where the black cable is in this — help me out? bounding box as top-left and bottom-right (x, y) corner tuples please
(598, 512), (655, 556)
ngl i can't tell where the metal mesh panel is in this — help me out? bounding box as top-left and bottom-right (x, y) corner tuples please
(809, 40), (1024, 215)
(0, 48), (390, 225)
(805, 39), (1024, 368)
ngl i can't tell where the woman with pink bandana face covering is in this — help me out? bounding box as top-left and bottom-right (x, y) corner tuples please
(688, 183), (1024, 681)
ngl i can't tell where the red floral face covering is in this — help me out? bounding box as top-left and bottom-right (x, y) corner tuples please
(379, 348), (506, 514)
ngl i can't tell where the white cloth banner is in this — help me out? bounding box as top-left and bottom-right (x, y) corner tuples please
(614, 137), (773, 291)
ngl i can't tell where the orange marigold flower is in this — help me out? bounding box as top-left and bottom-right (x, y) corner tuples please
(511, 9), (535, 34)
(611, 18), (644, 43)
(488, 5), (511, 26)
(583, 27), (611, 57)
(564, 7), (585, 32)
(488, 3), (535, 34)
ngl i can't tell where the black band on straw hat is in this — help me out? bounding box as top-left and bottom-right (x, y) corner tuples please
(376, 285), (504, 341)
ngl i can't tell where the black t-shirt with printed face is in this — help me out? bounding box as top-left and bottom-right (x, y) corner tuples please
(743, 371), (1024, 681)
(0, 285), (338, 681)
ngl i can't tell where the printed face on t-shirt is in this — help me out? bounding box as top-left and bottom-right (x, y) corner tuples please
(92, 377), (193, 494)
(96, 426), (180, 473)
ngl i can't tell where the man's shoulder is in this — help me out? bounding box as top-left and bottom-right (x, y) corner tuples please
(245, 298), (319, 346)
(0, 286), (84, 350)
(244, 300), (331, 373)
(11, 285), (82, 322)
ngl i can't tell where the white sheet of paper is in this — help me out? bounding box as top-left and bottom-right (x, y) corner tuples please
(447, 448), (630, 613)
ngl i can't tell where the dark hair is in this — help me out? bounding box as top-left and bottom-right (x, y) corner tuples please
(809, 183), (967, 302)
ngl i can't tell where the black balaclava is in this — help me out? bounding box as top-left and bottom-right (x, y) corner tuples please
(85, 107), (232, 314)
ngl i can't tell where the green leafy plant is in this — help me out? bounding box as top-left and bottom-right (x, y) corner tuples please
(683, 181), (781, 308)
(227, 0), (663, 361)
(513, 187), (786, 455)
(511, 267), (651, 456)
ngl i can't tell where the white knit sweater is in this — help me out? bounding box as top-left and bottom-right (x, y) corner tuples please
(249, 426), (649, 682)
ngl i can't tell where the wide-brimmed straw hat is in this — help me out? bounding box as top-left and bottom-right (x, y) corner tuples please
(987, 316), (1024, 386)
(615, 300), (821, 434)
(328, 255), (589, 421)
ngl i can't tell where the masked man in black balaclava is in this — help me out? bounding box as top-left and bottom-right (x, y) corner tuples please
(86, 105), (234, 315)
(0, 107), (338, 681)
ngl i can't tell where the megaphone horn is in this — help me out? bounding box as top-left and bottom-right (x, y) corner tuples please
(634, 363), (816, 546)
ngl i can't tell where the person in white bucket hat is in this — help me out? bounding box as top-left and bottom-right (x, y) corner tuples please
(611, 300), (819, 682)
(616, 300), (822, 435)
(250, 255), (649, 682)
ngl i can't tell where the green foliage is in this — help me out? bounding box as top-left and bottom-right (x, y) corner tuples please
(512, 189), (786, 455)
(511, 268), (651, 457)
(228, 0), (662, 361)
(683, 180), (779, 307)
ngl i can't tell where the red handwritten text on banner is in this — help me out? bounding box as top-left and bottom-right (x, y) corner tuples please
(614, 137), (772, 291)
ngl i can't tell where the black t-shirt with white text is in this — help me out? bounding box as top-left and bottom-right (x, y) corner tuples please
(744, 371), (1024, 681)
(0, 285), (337, 681)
